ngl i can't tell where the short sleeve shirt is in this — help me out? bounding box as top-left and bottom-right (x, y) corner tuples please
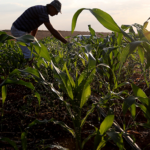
(13, 5), (49, 33)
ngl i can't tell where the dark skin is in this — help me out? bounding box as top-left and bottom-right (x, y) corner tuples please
(30, 5), (68, 44)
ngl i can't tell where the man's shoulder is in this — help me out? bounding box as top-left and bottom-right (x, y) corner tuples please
(30, 5), (46, 9)
(27, 5), (47, 14)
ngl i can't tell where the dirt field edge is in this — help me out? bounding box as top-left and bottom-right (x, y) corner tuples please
(2, 30), (111, 40)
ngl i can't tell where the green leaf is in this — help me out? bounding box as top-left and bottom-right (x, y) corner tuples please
(32, 42), (51, 61)
(1, 137), (18, 150)
(133, 23), (144, 38)
(71, 7), (134, 41)
(21, 132), (27, 150)
(2, 85), (7, 106)
(131, 83), (147, 98)
(88, 25), (96, 36)
(51, 61), (73, 100)
(0, 31), (7, 35)
(36, 57), (48, 68)
(129, 41), (143, 55)
(100, 114), (114, 135)
(89, 8), (121, 32)
(1, 79), (35, 90)
(120, 41), (143, 68)
(53, 120), (76, 138)
(81, 132), (96, 149)
(143, 42), (150, 68)
(9, 68), (48, 86)
(71, 8), (85, 34)
(98, 61), (111, 68)
(130, 103), (136, 120)
(121, 25), (131, 31)
(79, 54), (86, 66)
(79, 69), (96, 108)
(96, 137), (107, 150)
(131, 83), (150, 111)
(72, 8), (121, 34)
(129, 26), (136, 37)
(28, 118), (75, 138)
(81, 104), (95, 128)
(84, 44), (93, 53)
(88, 52), (96, 70)
(64, 63), (75, 88)
(48, 83), (64, 101)
(0, 34), (14, 43)
(64, 101), (75, 119)
(17, 35), (39, 45)
(9, 67), (41, 79)
(137, 97), (150, 109)
(77, 70), (88, 86)
(94, 129), (102, 150)
(117, 82), (130, 88)
(35, 92), (41, 106)
(119, 44), (130, 66)
(145, 51), (150, 69)
(122, 96), (136, 115)
(80, 85), (91, 108)
(17, 41), (26, 46)
(117, 33), (123, 46)
(136, 103), (150, 120)
(107, 131), (124, 150)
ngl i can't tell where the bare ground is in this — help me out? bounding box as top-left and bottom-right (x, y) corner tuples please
(2, 30), (110, 40)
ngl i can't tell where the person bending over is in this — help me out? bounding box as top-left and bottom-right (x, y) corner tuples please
(11, 0), (69, 65)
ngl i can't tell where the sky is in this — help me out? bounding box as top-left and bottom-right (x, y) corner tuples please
(0, 0), (150, 32)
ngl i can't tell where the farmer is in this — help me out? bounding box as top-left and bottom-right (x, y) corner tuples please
(11, 0), (69, 65)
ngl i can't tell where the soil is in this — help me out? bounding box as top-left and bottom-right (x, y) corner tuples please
(2, 30), (110, 40)
(0, 73), (150, 150)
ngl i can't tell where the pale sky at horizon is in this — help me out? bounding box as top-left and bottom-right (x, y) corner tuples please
(0, 0), (150, 32)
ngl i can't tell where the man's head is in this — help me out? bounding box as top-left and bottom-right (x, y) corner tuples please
(47, 0), (62, 16)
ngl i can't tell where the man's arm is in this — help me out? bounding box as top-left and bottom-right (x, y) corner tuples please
(31, 28), (38, 37)
(44, 22), (68, 44)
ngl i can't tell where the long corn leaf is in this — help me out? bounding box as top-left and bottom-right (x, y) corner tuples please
(71, 8), (134, 42)
(1, 138), (18, 150)
(2, 85), (7, 106)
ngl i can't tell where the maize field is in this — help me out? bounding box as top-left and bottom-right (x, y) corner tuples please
(1, 8), (150, 150)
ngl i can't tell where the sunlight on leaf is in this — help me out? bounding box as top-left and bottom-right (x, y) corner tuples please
(100, 114), (114, 135)
(143, 19), (150, 41)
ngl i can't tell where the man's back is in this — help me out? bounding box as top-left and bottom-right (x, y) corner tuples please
(13, 5), (49, 33)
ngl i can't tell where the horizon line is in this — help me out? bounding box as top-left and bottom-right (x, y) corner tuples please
(0, 29), (111, 33)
